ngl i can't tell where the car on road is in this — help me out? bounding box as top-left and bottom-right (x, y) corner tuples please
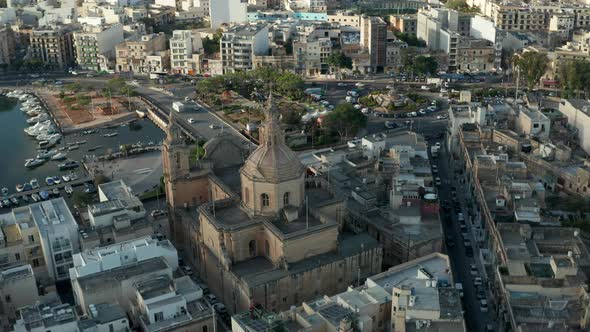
(209, 124), (219, 129)
(205, 294), (218, 304)
(361, 108), (370, 114)
(473, 277), (483, 286)
(181, 266), (193, 276)
(476, 286), (487, 300)
(446, 238), (455, 248)
(470, 264), (478, 276)
(188, 118), (196, 124)
(479, 299), (489, 312)
(184, 96), (191, 101)
(463, 239), (472, 248)
(435, 177), (441, 186)
(55, 81), (63, 85)
(386, 85), (394, 89)
(385, 121), (397, 129)
(432, 165), (438, 174)
(455, 283), (464, 297)
(355, 82), (365, 88)
(150, 210), (167, 218)
(418, 109), (427, 116)
(86, 73), (94, 78)
(213, 303), (228, 315)
(436, 114), (448, 120)
(337, 83), (347, 87)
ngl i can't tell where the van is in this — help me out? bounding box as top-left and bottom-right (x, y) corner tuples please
(455, 283), (464, 297)
(458, 213), (465, 222)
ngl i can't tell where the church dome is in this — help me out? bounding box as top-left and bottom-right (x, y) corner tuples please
(241, 94), (305, 183)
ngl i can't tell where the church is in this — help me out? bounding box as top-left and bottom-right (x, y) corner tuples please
(163, 94), (382, 313)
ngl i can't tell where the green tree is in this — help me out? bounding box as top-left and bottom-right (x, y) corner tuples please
(411, 56), (438, 75)
(72, 191), (93, 207)
(323, 103), (367, 141)
(445, 0), (480, 13)
(514, 52), (549, 90)
(559, 60), (590, 98)
(327, 52), (353, 78)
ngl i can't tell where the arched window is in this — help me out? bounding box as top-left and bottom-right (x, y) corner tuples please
(265, 240), (270, 256)
(261, 193), (269, 207)
(249, 240), (256, 257)
(283, 192), (290, 206)
(244, 187), (249, 204)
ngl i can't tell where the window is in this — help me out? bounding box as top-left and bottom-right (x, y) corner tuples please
(15, 253), (20, 261)
(203, 326), (208, 332)
(28, 235), (35, 243)
(32, 259), (40, 267)
(265, 240), (270, 255)
(249, 240), (256, 257)
(261, 193), (269, 207)
(154, 312), (164, 322)
(5, 295), (11, 303)
(244, 187), (249, 204)
(283, 192), (290, 206)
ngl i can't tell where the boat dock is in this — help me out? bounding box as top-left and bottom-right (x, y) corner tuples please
(7, 175), (93, 200)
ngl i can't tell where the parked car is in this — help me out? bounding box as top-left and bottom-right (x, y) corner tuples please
(480, 299), (489, 312)
(205, 294), (218, 304)
(473, 277), (483, 286)
(470, 264), (478, 276)
(188, 118), (196, 124)
(213, 303), (228, 315)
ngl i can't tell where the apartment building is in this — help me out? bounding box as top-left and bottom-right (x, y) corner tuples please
(220, 24), (270, 73)
(0, 217), (44, 278)
(456, 38), (496, 72)
(209, 0), (247, 29)
(0, 26), (16, 65)
(74, 22), (124, 71)
(0, 265), (39, 331)
(293, 36), (331, 76)
(417, 8), (467, 70)
(29, 25), (75, 70)
(327, 11), (361, 27)
(558, 99), (590, 155)
(495, 223), (590, 331)
(80, 180), (155, 250)
(115, 32), (168, 74)
(232, 253), (465, 332)
(390, 14), (418, 36)
(169, 29), (203, 75)
(286, 0), (327, 12)
(0, 198), (78, 284)
(361, 16), (387, 72)
(12, 301), (78, 332)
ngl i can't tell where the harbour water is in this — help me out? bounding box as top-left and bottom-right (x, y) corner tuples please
(0, 96), (165, 194)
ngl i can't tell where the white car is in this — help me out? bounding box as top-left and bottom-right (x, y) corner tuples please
(473, 277), (483, 286)
(188, 118), (196, 124)
(436, 114), (447, 120)
(209, 124), (219, 129)
(435, 177), (441, 186)
(355, 82), (365, 87)
(480, 300), (489, 312)
(470, 264), (478, 276)
(361, 108), (370, 114)
(386, 85), (394, 89)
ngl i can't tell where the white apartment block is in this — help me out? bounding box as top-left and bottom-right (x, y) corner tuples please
(293, 36), (331, 76)
(1, 199), (79, 284)
(70, 236), (178, 316)
(209, 0), (247, 29)
(170, 30), (203, 74)
(12, 302), (78, 332)
(74, 22), (124, 71)
(559, 99), (590, 155)
(221, 24), (270, 73)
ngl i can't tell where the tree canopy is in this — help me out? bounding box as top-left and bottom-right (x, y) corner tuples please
(559, 60), (590, 99)
(393, 31), (425, 47)
(322, 103), (367, 141)
(327, 52), (353, 70)
(513, 52), (549, 90)
(410, 56), (438, 75)
(445, 0), (480, 13)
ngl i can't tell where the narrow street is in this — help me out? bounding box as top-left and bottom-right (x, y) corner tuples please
(432, 140), (494, 332)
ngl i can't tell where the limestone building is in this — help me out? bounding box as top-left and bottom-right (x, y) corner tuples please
(163, 94), (382, 314)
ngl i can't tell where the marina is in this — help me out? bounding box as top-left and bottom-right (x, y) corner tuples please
(0, 91), (165, 193)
